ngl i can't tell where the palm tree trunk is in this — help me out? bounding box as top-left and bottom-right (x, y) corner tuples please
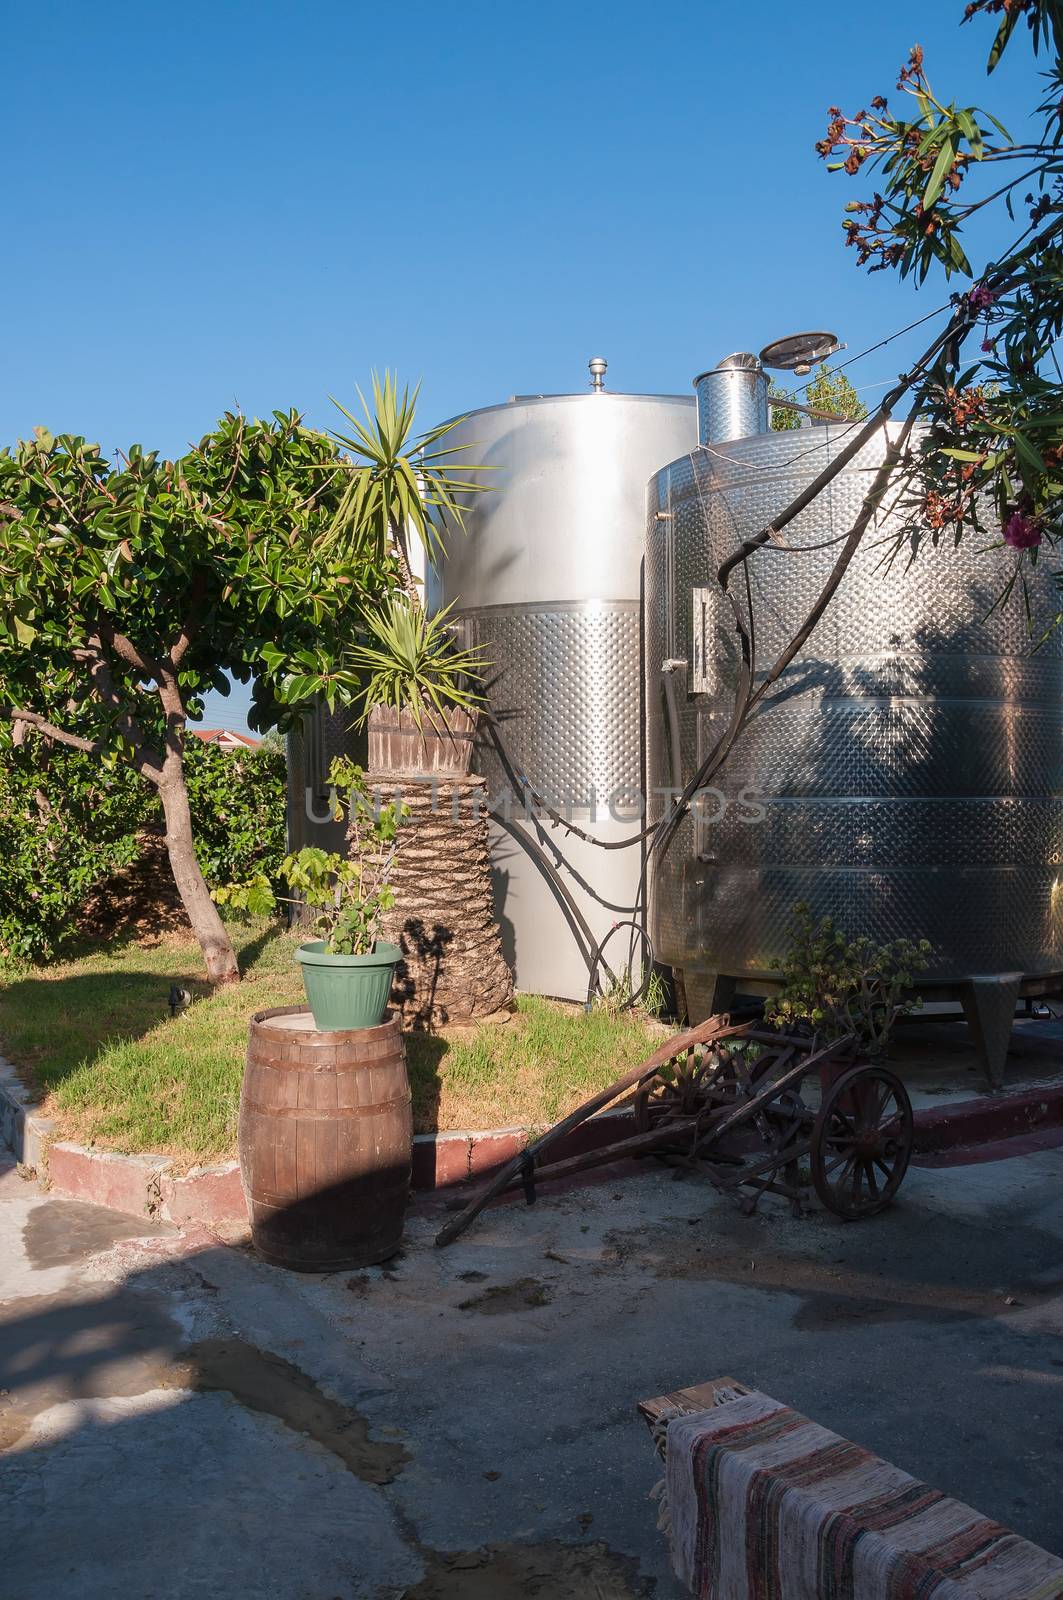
(352, 768), (513, 1027)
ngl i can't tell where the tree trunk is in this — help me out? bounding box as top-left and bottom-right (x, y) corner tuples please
(157, 771), (240, 986)
(354, 770), (514, 1028)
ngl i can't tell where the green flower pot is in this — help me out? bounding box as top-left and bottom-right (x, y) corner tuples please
(294, 940), (402, 1032)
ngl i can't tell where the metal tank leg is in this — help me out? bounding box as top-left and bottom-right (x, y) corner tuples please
(710, 974), (739, 1016)
(681, 971), (738, 1023)
(959, 974), (1024, 1092)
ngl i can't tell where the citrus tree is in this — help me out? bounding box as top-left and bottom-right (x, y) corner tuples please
(0, 411), (390, 984)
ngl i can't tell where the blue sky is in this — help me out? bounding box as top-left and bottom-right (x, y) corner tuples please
(3, 1), (1040, 731)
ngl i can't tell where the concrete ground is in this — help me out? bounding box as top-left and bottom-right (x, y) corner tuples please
(890, 1011), (1063, 1106)
(2, 1128), (1063, 1599)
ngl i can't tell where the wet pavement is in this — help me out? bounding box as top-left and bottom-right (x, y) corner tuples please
(1, 1130), (1062, 1598)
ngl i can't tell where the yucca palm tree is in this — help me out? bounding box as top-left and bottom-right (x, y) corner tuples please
(346, 596), (486, 729)
(328, 376), (514, 1027)
(326, 371), (483, 606)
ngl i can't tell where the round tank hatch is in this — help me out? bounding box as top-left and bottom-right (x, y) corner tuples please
(759, 331), (841, 376)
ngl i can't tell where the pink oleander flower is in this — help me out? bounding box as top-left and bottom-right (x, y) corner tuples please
(967, 284), (994, 312)
(981, 338), (996, 353)
(1003, 511), (1043, 550)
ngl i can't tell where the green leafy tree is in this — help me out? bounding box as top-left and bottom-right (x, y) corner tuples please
(816, 2), (1063, 604)
(181, 737), (288, 893)
(0, 413), (389, 984)
(0, 734), (152, 962)
(770, 366), (869, 430)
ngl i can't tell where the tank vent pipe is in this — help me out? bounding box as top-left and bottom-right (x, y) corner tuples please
(588, 355), (607, 391)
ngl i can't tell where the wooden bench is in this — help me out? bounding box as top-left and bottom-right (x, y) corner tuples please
(639, 1375), (752, 1434)
(639, 1377), (1063, 1598)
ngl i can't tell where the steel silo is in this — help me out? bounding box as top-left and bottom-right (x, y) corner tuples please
(429, 368), (696, 999)
(645, 355), (1063, 1083)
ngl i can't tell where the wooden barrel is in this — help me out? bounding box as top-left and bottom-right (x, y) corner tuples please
(239, 1007), (411, 1272)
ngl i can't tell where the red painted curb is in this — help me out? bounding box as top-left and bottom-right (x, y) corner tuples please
(910, 1084), (1063, 1153)
(5, 1066), (1063, 1230)
(46, 1142), (167, 1216)
(162, 1161), (245, 1226)
(914, 1126), (1063, 1168)
(3, 1105), (640, 1229)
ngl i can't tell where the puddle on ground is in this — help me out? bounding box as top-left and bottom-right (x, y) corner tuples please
(23, 1200), (172, 1269)
(457, 1278), (552, 1314)
(166, 1338), (408, 1484)
(403, 1540), (648, 1598)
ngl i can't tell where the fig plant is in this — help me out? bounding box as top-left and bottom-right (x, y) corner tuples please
(216, 759), (408, 957)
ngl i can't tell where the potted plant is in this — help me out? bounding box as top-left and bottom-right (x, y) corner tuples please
(217, 762), (408, 1031)
(351, 594), (486, 775)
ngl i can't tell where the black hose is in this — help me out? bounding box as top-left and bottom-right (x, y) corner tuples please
(487, 807), (618, 988)
(485, 718), (659, 850)
(583, 920), (655, 1011)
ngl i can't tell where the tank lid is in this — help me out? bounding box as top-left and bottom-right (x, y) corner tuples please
(692, 352), (763, 386)
(760, 331), (841, 376)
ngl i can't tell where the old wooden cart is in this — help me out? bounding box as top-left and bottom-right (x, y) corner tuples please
(436, 1014), (914, 1247)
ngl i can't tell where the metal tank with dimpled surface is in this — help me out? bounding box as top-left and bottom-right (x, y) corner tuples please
(645, 374), (1063, 1085)
(428, 377), (697, 1000)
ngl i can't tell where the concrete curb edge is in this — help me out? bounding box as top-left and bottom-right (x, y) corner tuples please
(2, 1050), (1061, 1228)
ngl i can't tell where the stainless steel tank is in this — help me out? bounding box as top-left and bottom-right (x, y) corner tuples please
(646, 357), (1063, 1082)
(429, 371), (697, 998)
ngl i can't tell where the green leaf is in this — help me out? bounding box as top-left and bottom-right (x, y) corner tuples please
(986, 8), (1020, 72)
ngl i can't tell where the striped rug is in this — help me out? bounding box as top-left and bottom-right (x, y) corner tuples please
(659, 1391), (1063, 1598)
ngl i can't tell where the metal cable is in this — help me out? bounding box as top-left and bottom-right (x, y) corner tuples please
(790, 302), (952, 392)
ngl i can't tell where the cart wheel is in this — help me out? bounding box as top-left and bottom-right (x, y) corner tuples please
(810, 1065), (913, 1219)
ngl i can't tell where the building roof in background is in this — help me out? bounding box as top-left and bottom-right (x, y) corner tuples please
(190, 728), (261, 751)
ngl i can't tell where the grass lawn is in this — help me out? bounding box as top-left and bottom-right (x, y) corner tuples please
(0, 920), (665, 1167)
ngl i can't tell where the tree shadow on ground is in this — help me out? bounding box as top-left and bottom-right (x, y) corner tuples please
(403, 1031), (446, 1135)
(0, 920), (287, 1108)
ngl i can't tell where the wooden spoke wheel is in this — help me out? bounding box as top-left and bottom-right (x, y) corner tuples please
(632, 1044), (740, 1133)
(810, 1065), (913, 1219)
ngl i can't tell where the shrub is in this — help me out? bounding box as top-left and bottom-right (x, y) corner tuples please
(0, 741), (151, 961)
(0, 731), (288, 963)
(182, 738), (287, 892)
(764, 902), (931, 1054)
